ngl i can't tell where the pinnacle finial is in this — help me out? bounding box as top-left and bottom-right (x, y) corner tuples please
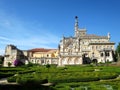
(75, 16), (78, 19)
(74, 16), (79, 37)
(75, 16), (78, 23)
(108, 32), (110, 40)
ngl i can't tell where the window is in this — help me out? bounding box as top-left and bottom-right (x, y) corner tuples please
(101, 53), (103, 57)
(92, 46), (94, 49)
(105, 52), (110, 57)
(41, 60), (44, 63)
(111, 46), (113, 48)
(96, 46), (98, 49)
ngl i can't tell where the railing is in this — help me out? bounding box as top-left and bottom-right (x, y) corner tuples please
(60, 52), (82, 56)
(81, 49), (91, 52)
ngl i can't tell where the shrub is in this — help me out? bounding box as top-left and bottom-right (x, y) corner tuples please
(0, 72), (14, 79)
(100, 74), (118, 80)
(14, 60), (24, 66)
(26, 62), (34, 67)
(97, 72), (118, 80)
(8, 62), (12, 67)
(7, 76), (17, 82)
(18, 70), (35, 74)
(17, 77), (48, 85)
(46, 64), (50, 69)
(50, 64), (57, 67)
(16, 74), (48, 85)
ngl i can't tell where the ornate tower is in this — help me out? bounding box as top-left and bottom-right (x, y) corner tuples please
(74, 16), (79, 37)
(108, 32), (110, 41)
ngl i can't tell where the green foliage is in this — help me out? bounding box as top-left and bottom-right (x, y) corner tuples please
(26, 62), (34, 67)
(7, 76), (17, 82)
(89, 84), (107, 90)
(1, 65), (120, 89)
(8, 62), (12, 67)
(0, 56), (4, 64)
(46, 64), (50, 69)
(0, 72), (14, 79)
(116, 42), (120, 60)
(16, 74), (48, 85)
(99, 73), (118, 80)
(18, 70), (35, 74)
(49, 72), (118, 83)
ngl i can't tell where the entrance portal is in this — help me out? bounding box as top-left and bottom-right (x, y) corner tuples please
(82, 54), (91, 64)
(92, 59), (98, 64)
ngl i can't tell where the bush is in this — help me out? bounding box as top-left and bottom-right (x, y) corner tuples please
(100, 74), (118, 80)
(26, 62), (34, 67)
(50, 77), (100, 83)
(17, 77), (48, 85)
(14, 60), (24, 67)
(97, 72), (118, 80)
(16, 74), (48, 85)
(7, 76), (17, 82)
(50, 64), (57, 67)
(0, 72), (14, 79)
(18, 70), (35, 74)
(46, 64), (50, 68)
(8, 62), (12, 67)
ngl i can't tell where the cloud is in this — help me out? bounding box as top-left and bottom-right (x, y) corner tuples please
(0, 10), (60, 53)
(0, 36), (12, 41)
(0, 49), (4, 55)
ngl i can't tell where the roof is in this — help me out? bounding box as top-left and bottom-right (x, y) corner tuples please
(89, 42), (115, 45)
(28, 48), (57, 52)
(63, 34), (108, 39)
(79, 34), (108, 39)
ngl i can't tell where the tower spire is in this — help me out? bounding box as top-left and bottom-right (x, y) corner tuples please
(75, 16), (79, 37)
(108, 32), (110, 41)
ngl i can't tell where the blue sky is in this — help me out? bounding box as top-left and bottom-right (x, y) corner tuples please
(0, 0), (120, 55)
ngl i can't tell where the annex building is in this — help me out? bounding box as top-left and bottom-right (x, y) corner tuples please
(58, 16), (115, 66)
(4, 45), (58, 67)
(28, 48), (58, 65)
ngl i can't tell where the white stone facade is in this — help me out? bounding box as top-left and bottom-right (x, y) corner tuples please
(58, 16), (115, 66)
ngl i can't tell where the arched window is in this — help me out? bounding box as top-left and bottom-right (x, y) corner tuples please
(106, 52), (110, 57)
(101, 53), (103, 57)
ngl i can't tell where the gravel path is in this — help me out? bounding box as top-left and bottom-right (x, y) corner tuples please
(0, 78), (17, 85)
(0, 78), (8, 84)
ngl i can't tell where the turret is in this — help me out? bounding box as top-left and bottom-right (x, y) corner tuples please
(108, 32), (110, 41)
(74, 16), (79, 37)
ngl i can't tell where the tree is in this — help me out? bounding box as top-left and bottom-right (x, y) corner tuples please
(0, 56), (4, 64)
(116, 42), (120, 61)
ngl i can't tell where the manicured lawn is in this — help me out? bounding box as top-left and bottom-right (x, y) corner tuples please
(1, 64), (120, 89)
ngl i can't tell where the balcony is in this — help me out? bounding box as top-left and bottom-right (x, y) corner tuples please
(60, 52), (82, 57)
(81, 49), (91, 52)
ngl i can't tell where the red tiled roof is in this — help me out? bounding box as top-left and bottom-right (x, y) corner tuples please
(28, 48), (57, 52)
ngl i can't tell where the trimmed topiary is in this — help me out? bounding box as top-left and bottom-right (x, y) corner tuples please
(7, 76), (17, 82)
